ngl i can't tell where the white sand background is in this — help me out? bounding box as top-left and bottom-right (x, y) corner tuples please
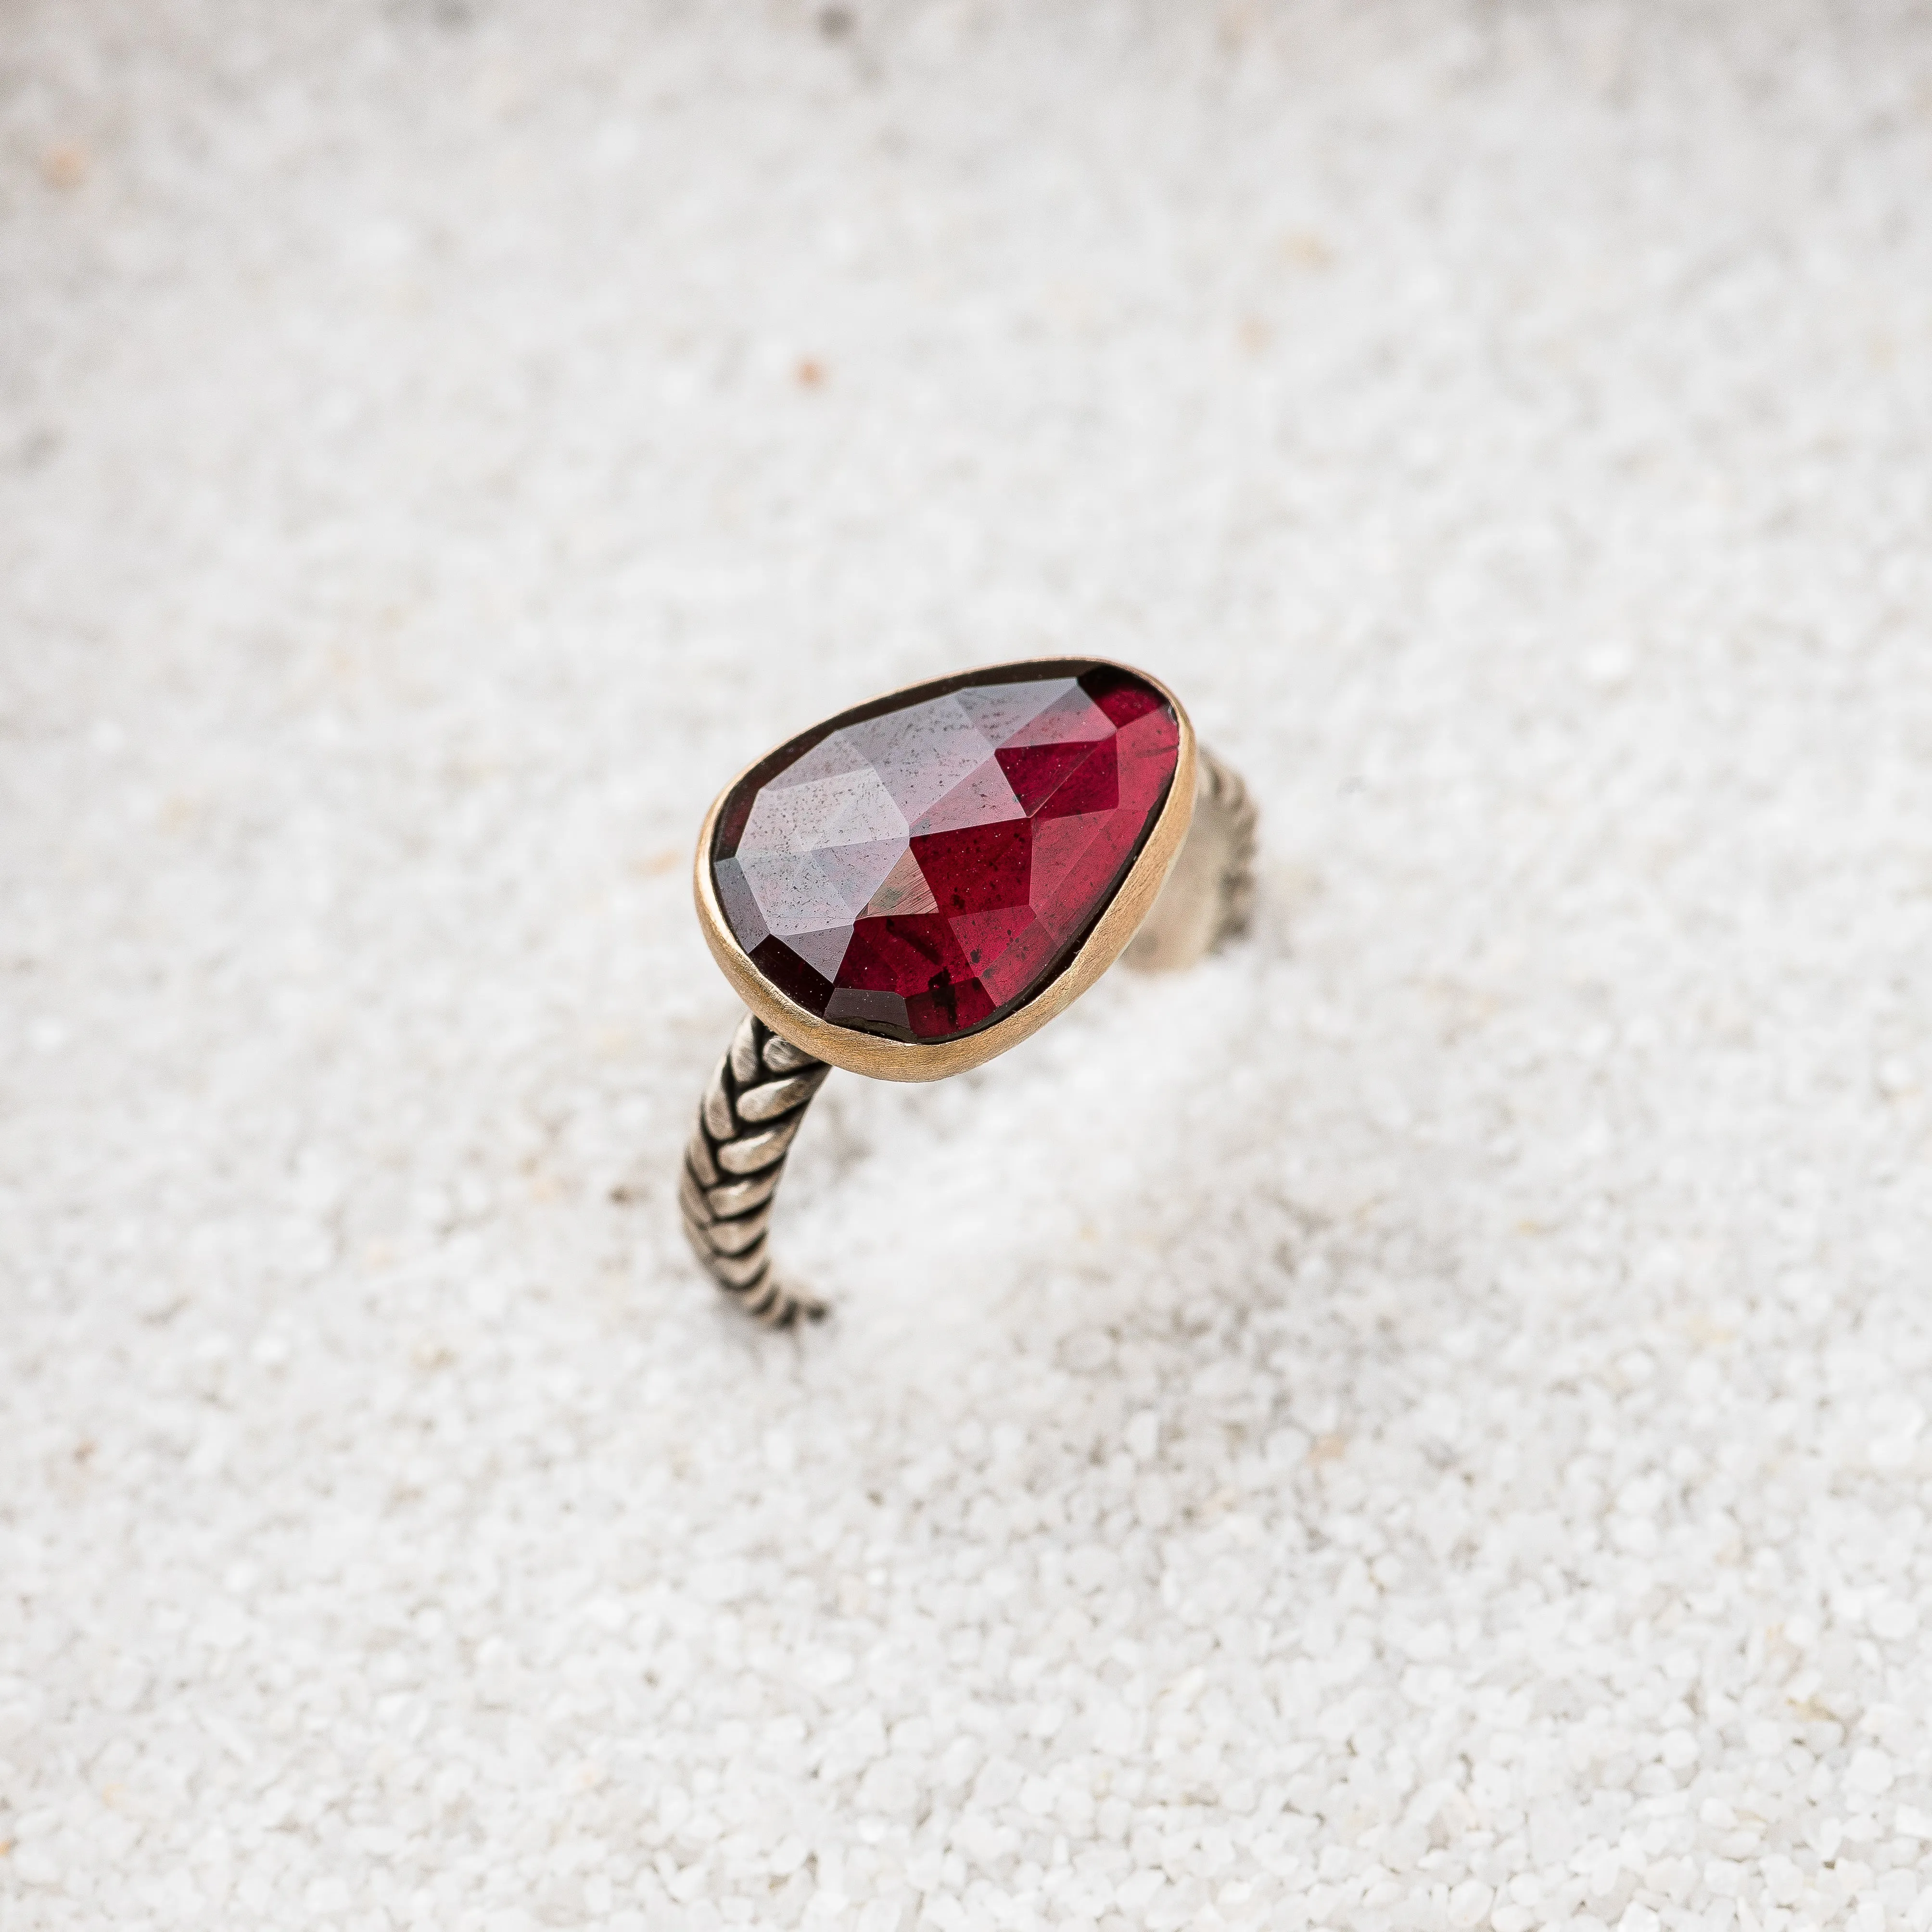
(5, 2), (1932, 1927)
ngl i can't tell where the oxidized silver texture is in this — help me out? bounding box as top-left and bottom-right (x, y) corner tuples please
(682, 745), (1256, 1325)
(680, 1013), (832, 1327)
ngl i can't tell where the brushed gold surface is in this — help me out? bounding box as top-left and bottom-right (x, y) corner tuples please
(691, 659), (1198, 1082)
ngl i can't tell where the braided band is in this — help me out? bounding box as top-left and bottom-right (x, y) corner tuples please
(679, 1013), (832, 1327)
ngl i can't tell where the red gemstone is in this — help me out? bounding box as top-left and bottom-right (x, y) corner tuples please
(712, 663), (1181, 1042)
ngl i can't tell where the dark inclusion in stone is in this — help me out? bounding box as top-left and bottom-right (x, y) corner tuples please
(711, 662), (1180, 1042)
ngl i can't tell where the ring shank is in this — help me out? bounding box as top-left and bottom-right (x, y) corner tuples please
(679, 1015), (831, 1327)
(1123, 746), (1258, 973)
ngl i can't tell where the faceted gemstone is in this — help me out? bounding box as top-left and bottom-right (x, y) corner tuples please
(712, 662), (1181, 1042)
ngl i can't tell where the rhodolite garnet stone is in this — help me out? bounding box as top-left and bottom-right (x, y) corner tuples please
(711, 662), (1182, 1042)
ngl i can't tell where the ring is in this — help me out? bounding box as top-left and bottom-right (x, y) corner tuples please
(681, 658), (1257, 1325)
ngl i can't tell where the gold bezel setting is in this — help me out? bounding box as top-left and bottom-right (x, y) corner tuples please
(692, 659), (1198, 1083)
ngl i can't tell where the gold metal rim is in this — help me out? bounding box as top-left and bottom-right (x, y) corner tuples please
(691, 658), (1198, 1083)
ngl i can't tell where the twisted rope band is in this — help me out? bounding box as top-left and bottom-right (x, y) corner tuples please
(1199, 747), (1258, 950)
(680, 1012), (832, 1327)
(1120, 744), (1258, 971)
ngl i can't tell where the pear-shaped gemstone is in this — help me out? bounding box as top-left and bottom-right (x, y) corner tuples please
(712, 662), (1180, 1042)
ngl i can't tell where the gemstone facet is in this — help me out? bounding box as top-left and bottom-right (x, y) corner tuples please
(711, 662), (1181, 1042)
